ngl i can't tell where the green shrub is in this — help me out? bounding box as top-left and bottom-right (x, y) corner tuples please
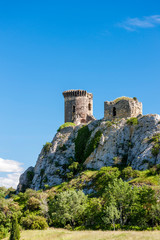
(27, 197), (41, 211)
(43, 176), (48, 183)
(152, 143), (160, 156)
(43, 142), (52, 153)
(68, 162), (79, 172)
(66, 172), (74, 180)
(84, 131), (102, 160)
(133, 97), (137, 101)
(150, 134), (160, 156)
(59, 144), (67, 151)
(9, 216), (20, 240)
(27, 171), (34, 184)
(149, 164), (160, 175)
(121, 166), (140, 180)
(40, 169), (45, 176)
(75, 125), (91, 164)
(50, 190), (87, 227)
(21, 215), (48, 230)
(0, 226), (8, 239)
(106, 121), (113, 127)
(57, 122), (76, 132)
(127, 117), (138, 125)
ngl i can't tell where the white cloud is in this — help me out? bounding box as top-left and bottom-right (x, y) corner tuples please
(0, 158), (23, 173)
(0, 173), (21, 189)
(119, 15), (160, 31)
(0, 158), (23, 188)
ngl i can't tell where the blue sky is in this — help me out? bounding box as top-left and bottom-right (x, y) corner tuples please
(0, 0), (160, 188)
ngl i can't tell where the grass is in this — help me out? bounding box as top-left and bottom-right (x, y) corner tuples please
(57, 122), (76, 132)
(3, 228), (160, 240)
(113, 96), (134, 103)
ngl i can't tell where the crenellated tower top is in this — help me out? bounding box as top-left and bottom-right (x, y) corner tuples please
(63, 89), (95, 125)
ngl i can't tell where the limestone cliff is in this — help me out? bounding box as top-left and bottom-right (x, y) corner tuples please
(17, 114), (160, 192)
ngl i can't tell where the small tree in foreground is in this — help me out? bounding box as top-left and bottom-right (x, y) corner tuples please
(9, 216), (20, 240)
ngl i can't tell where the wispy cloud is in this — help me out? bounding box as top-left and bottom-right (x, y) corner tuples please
(119, 15), (160, 31)
(0, 158), (23, 188)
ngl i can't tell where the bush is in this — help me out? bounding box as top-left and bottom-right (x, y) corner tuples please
(57, 122), (76, 132)
(127, 117), (138, 125)
(9, 216), (20, 240)
(21, 215), (48, 230)
(75, 125), (91, 164)
(84, 131), (102, 160)
(0, 226), (8, 240)
(43, 142), (52, 154)
(121, 166), (140, 180)
(133, 97), (137, 101)
(50, 190), (87, 227)
(27, 197), (41, 211)
(27, 171), (34, 184)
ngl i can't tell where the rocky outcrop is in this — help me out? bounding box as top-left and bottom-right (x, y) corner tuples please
(17, 114), (160, 192)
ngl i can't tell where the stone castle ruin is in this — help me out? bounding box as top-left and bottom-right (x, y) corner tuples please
(63, 90), (95, 125)
(63, 90), (143, 124)
(104, 97), (142, 120)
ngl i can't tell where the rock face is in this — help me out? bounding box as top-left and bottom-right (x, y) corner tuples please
(17, 114), (160, 192)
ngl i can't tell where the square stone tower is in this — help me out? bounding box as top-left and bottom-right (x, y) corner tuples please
(104, 97), (142, 120)
(63, 90), (95, 125)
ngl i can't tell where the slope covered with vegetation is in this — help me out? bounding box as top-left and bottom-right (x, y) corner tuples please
(1, 165), (160, 238)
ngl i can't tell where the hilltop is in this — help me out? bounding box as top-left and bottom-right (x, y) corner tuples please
(17, 114), (160, 192)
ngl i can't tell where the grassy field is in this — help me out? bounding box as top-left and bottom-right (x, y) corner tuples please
(4, 228), (160, 240)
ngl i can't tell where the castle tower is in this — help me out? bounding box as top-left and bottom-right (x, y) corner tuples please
(63, 90), (95, 125)
(104, 97), (142, 120)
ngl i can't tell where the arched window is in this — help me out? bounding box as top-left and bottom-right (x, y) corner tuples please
(113, 107), (116, 117)
(88, 103), (91, 111)
(73, 105), (75, 113)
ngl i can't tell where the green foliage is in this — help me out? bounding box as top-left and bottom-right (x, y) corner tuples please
(43, 142), (52, 154)
(113, 96), (133, 103)
(127, 117), (138, 125)
(150, 134), (160, 156)
(102, 203), (120, 231)
(27, 197), (41, 211)
(59, 144), (67, 151)
(103, 178), (137, 226)
(95, 167), (120, 194)
(27, 171), (34, 184)
(68, 162), (79, 172)
(75, 125), (91, 164)
(57, 122), (76, 132)
(85, 198), (103, 228)
(152, 144), (160, 156)
(84, 131), (102, 160)
(49, 190), (87, 227)
(133, 97), (137, 101)
(40, 169), (45, 176)
(21, 215), (48, 230)
(0, 225), (8, 239)
(9, 216), (20, 240)
(121, 166), (140, 180)
(106, 121), (113, 127)
(149, 164), (160, 175)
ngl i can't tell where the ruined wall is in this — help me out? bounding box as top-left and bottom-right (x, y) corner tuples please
(63, 90), (94, 124)
(104, 98), (142, 120)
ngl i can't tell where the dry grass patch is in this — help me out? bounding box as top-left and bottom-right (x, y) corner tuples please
(3, 228), (160, 240)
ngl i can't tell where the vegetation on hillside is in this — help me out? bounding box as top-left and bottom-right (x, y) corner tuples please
(2, 165), (160, 238)
(57, 122), (76, 132)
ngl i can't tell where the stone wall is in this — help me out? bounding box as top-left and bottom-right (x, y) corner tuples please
(104, 97), (142, 120)
(63, 90), (94, 124)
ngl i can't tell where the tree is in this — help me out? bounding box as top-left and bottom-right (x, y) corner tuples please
(103, 178), (137, 226)
(50, 190), (87, 227)
(102, 202), (120, 231)
(9, 216), (20, 240)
